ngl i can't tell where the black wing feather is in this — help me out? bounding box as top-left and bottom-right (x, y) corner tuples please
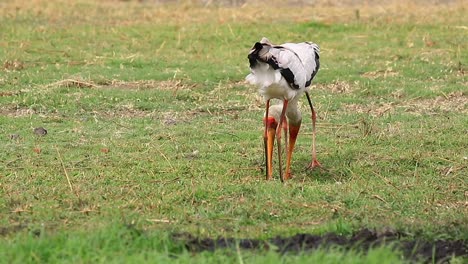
(280, 68), (300, 89)
(305, 50), (320, 87)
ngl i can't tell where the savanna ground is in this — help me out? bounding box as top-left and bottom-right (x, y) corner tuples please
(0, 0), (467, 263)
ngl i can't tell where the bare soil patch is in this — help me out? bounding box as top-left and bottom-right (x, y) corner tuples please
(176, 228), (467, 262)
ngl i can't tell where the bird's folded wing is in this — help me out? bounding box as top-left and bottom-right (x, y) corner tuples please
(269, 47), (307, 90)
(281, 43), (320, 87)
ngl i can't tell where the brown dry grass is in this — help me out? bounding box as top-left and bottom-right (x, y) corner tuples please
(314, 81), (355, 94)
(40, 78), (194, 91)
(1, 0), (466, 27)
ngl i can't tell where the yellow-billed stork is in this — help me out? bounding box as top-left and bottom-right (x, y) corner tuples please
(246, 37), (321, 181)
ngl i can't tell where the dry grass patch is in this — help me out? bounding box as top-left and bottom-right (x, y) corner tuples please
(0, 106), (58, 118)
(104, 80), (195, 91)
(43, 79), (99, 89)
(404, 91), (467, 115)
(42, 78), (195, 91)
(94, 108), (159, 119)
(3, 60), (25, 72)
(97, 109), (195, 124)
(361, 69), (399, 79)
(314, 80), (355, 94)
(0, 91), (23, 97)
(1, 0), (466, 27)
(344, 102), (396, 117)
(341, 91), (467, 117)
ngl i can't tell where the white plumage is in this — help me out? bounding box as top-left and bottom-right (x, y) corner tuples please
(246, 37), (321, 181)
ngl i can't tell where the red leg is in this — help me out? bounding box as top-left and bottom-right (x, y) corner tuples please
(276, 100), (289, 182)
(305, 92), (322, 169)
(282, 116), (288, 159)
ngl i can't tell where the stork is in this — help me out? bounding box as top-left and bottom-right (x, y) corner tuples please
(246, 37), (321, 181)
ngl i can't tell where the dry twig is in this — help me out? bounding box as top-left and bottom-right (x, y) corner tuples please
(55, 146), (79, 197)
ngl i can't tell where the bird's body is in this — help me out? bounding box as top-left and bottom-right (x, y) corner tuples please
(246, 37), (321, 181)
(246, 39), (319, 99)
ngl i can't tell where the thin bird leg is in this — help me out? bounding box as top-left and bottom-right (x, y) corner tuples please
(305, 91), (322, 169)
(263, 99), (271, 180)
(285, 122), (301, 180)
(276, 100), (289, 182)
(282, 116), (288, 158)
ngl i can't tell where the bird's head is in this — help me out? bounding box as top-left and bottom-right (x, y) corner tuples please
(266, 104), (283, 121)
(248, 37), (273, 68)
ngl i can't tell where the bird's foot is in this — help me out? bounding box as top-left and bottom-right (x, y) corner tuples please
(284, 171), (293, 180)
(306, 159), (322, 170)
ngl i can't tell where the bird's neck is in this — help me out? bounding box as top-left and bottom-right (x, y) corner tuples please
(285, 97), (302, 126)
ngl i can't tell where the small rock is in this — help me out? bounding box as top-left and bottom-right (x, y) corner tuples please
(9, 134), (21, 141)
(164, 117), (177, 126)
(186, 150), (200, 159)
(100, 148), (110, 154)
(33, 127), (47, 136)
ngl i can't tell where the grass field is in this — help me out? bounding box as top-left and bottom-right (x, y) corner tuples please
(1, 0), (467, 262)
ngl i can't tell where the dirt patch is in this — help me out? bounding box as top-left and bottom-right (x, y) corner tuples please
(176, 228), (467, 262)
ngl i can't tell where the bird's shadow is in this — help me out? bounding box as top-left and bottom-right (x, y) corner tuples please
(292, 157), (352, 184)
(252, 148), (352, 184)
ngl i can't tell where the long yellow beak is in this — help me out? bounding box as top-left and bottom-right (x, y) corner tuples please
(264, 116), (277, 180)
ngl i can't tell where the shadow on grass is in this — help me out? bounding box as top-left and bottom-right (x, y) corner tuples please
(297, 156), (353, 184)
(174, 228), (467, 263)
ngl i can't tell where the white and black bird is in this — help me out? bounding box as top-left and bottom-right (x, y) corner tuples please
(246, 37), (321, 181)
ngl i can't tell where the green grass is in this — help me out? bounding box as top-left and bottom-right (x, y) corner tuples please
(1, 0), (467, 262)
(2, 224), (409, 264)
